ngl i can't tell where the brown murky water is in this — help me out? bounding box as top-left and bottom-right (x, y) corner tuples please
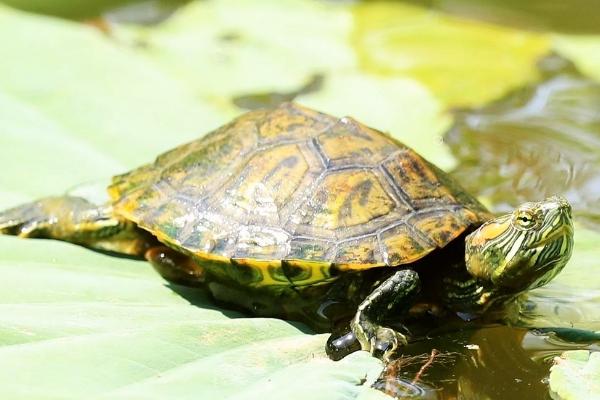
(373, 325), (600, 399)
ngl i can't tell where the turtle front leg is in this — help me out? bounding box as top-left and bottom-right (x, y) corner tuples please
(0, 196), (154, 256)
(351, 269), (421, 361)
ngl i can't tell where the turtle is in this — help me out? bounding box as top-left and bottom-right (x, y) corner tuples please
(0, 102), (574, 361)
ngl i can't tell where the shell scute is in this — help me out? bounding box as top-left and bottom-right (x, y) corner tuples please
(380, 223), (433, 266)
(316, 117), (399, 167)
(287, 237), (333, 261)
(211, 143), (310, 225)
(256, 102), (334, 144)
(282, 259), (335, 286)
(229, 258), (272, 287)
(410, 211), (464, 247)
(382, 150), (457, 208)
(334, 235), (383, 268)
(110, 112), (260, 218)
(232, 225), (290, 259)
(297, 170), (396, 231)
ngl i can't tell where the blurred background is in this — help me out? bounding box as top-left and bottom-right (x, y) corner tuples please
(0, 1), (599, 399)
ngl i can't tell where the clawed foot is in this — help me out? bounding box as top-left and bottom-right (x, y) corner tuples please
(326, 325), (407, 361)
(351, 318), (409, 361)
(347, 269), (419, 360)
(326, 330), (361, 361)
(370, 326), (408, 361)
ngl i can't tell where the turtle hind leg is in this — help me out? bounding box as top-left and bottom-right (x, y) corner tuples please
(145, 246), (205, 286)
(0, 196), (154, 257)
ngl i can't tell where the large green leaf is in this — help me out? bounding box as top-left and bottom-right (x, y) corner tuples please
(0, 4), (231, 203)
(1, 1), (599, 399)
(549, 351), (600, 400)
(0, 236), (383, 399)
(351, 1), (550, 106)
(113, 0), (550, 165)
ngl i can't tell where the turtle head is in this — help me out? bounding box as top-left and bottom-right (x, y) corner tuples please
(465, 196), (574, 294)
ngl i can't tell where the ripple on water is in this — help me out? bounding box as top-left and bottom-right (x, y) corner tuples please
(372, 325), (597, 399)
(445, 53), (600, 231)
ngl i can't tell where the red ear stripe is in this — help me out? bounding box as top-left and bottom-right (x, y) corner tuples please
(467, 217), (511, 247)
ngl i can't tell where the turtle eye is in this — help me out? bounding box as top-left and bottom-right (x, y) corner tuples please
(515, 210), (536, 229)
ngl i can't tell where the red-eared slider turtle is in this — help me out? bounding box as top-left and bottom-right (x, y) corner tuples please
(0, 103), (574, 360)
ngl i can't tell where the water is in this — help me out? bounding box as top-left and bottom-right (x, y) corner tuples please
(446, 54), (600, 231)
(372, 325), (598, 399)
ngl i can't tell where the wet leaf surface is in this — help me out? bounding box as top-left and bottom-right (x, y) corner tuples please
(0, 239), (383, 399)
(232, 74), (324, 110)
(550, 350), (600, 400)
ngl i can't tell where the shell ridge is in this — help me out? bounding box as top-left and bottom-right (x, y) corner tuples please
(380, 162), (415, 210)
(281, 169), (328, 232)
(308, 137), (329, 168)
(377, 232), (391, 266)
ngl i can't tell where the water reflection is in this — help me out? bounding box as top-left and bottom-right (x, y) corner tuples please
(373, 325), (598, 399)
(520, 284), (600, 331)
(446, 54), (600, 231)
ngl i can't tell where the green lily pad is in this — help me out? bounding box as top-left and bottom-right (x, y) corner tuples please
(549, 350), (600, 400)
(116, 0), (454, 168)
(0, 4), (231, 204)
(553, 34), (600, 82)
(352, 1), (550, 106)
(116, 0), (355, 102)
(0, 237), (384, 400)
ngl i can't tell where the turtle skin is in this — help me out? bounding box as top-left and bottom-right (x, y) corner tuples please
(108, 102), (491, 293)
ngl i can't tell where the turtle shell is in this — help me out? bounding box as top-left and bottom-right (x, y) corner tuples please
(108, 103), (491, 287)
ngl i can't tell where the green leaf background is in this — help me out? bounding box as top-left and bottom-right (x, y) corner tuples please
(0, 1), (599, 398)
(550, 351), (600, 400)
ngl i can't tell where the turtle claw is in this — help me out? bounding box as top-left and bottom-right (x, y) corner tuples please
(370, 327), (408, 361)
(326, 330), (361, 361)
